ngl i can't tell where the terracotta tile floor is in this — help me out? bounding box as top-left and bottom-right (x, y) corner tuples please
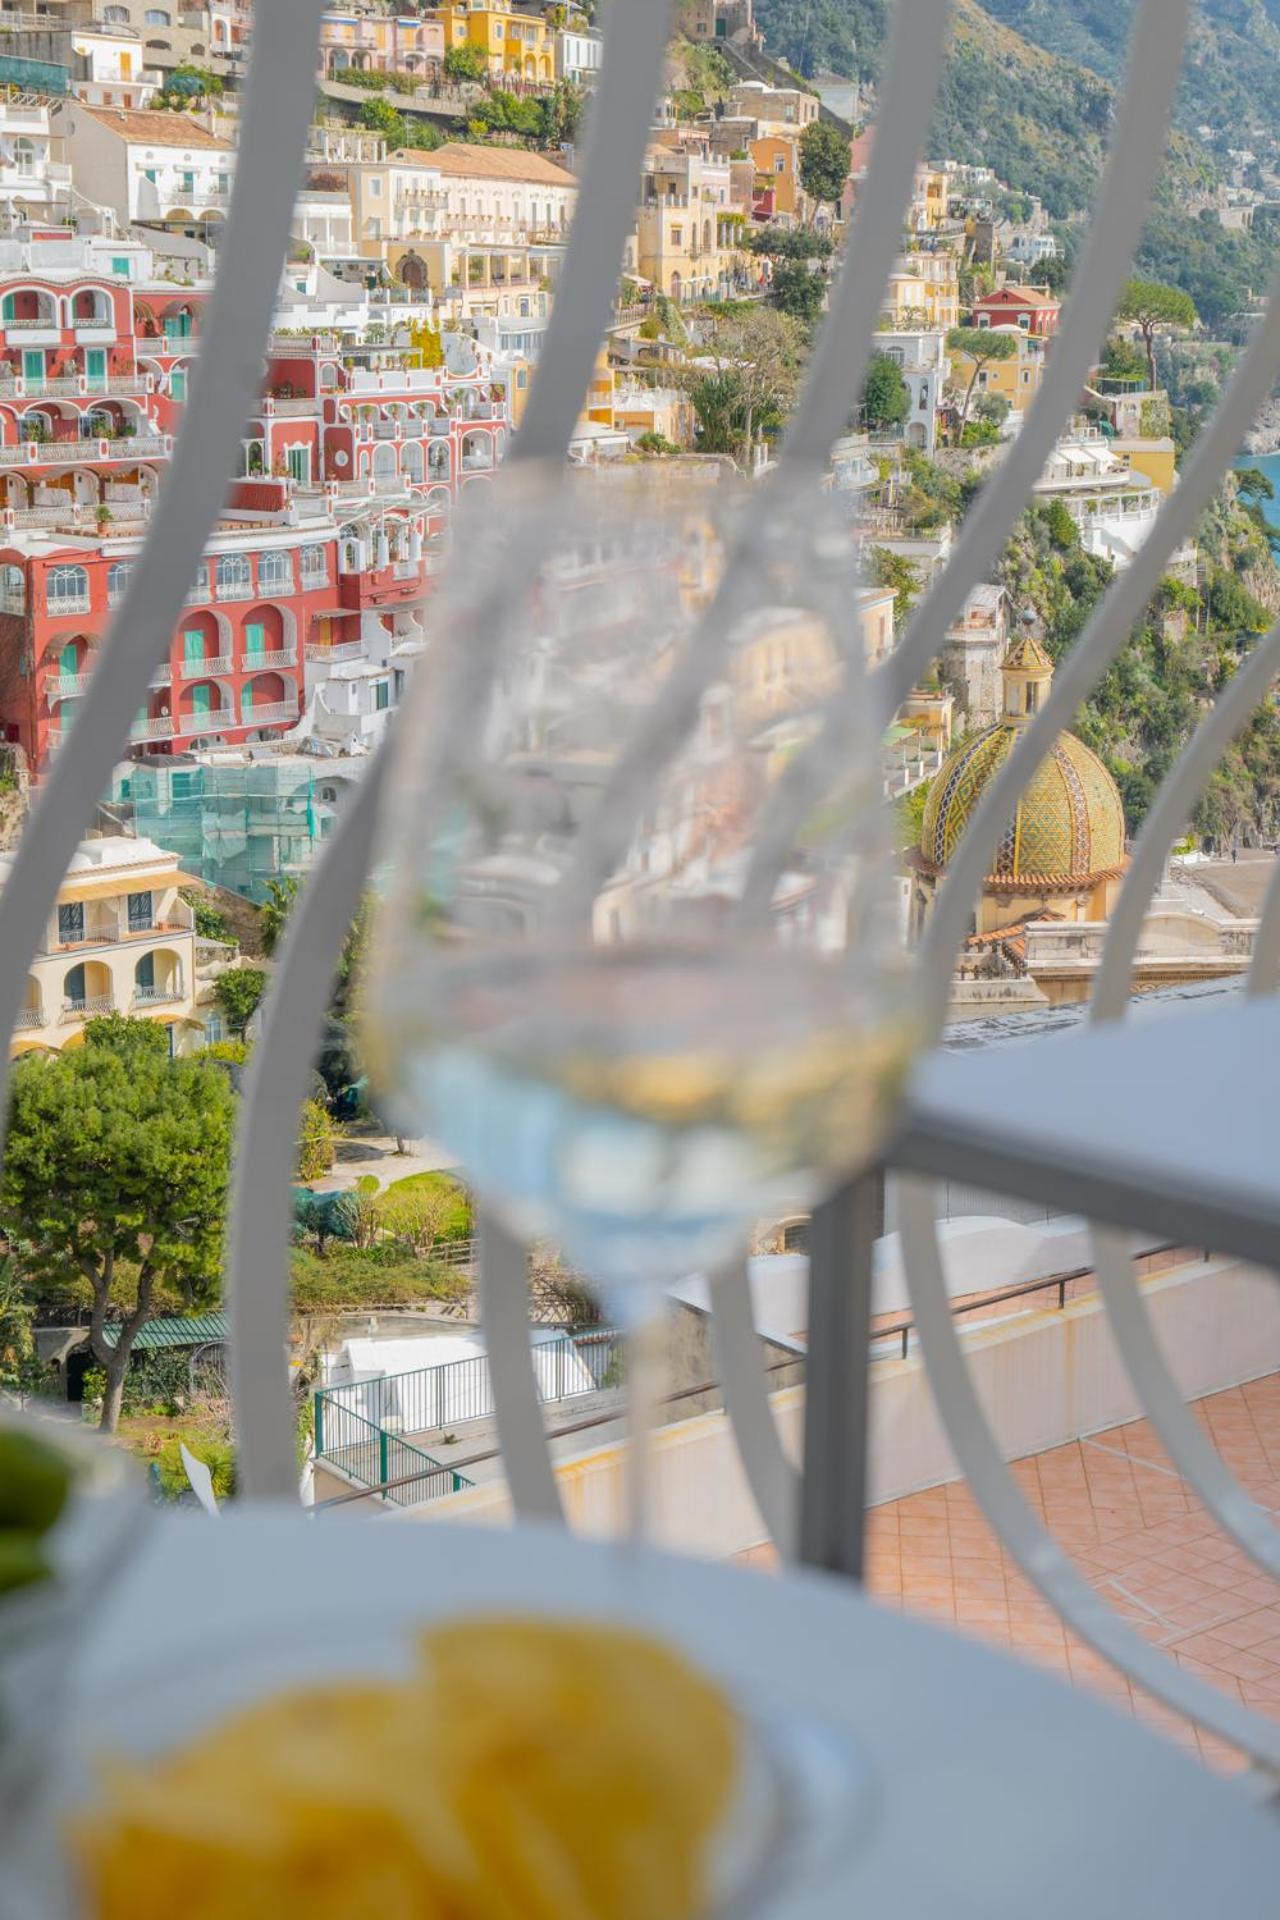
(736, 1375), (1280, 1771)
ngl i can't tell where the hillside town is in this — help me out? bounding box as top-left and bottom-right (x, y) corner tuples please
(1, 0), (1280, 1803)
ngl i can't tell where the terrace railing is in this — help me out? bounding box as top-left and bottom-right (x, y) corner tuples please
(5, 0), (1280, 1795)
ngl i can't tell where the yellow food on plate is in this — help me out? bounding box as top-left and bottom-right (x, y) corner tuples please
(74, 1615), (740, 1920)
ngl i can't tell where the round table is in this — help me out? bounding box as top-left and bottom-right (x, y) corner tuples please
(22, 1508), (1280, 1917)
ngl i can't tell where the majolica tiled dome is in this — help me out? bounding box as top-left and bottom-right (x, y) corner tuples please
(920, 629), (1126, 887)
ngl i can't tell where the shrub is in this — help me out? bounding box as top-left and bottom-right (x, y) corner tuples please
(154, 1434), (236, 1503)
(297, 1098), (338, 1181)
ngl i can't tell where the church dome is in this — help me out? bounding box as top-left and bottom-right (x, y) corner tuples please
(919, 625), (1126, 888)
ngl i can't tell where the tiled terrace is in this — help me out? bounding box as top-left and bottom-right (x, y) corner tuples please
(738, 1375), (1280, 1771)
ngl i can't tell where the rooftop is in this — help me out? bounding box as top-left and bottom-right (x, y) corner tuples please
(739, 1374), (1280, 1773)
(78, 107), (234, 152)
(392, 142), (576, 188)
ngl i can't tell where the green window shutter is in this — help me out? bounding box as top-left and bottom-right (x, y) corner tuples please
(59, 641), (78, 676)
(244, 621), (265, 657)
(183, 628), (207, 662)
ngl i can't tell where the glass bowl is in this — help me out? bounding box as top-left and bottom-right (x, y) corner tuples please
(0, 1416), (146, 1827)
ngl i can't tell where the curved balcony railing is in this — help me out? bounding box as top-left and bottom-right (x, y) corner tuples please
(6, 0), (1280, 1837)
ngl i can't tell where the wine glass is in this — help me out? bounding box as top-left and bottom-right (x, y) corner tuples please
(365, 462), (917, 1534)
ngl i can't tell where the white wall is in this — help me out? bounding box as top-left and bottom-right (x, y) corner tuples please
(403, 1256), (1280, 1558)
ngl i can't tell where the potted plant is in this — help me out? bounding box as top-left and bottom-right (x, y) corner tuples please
(95, 504), (114, 532)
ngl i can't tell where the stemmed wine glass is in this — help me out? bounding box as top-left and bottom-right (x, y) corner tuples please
(365, 462), (917, 1534)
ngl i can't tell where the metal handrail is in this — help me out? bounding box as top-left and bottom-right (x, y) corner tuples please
(313, 1398), (472, 1508)
(314, 1327), (622, 1445)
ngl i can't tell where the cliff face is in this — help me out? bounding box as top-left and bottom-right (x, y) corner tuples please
(1242, 399), (1280, 457)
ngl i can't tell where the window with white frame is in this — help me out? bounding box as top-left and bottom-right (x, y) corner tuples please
(257, 550), (294, 594)
(216, 553), (252, 600)
(107, 562), (131, 608)
(47, 565), (89, 613)
(300, 544), (327, 588)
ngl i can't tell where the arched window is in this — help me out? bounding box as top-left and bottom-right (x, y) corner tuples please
(215, 553), (251, 600)
(299, 544), (327, 588)
(47, 565), (89, 613)
(1, 564), (24, 613)
(144, 8), (171, 24)
(103, 4), (128, 18)
(257, 550), (293, 594)
(107, 562), (131, 608)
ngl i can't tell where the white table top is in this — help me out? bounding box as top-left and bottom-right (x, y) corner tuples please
(900, 994), (1280, 1268)
(24, 1507), (1280, 1918)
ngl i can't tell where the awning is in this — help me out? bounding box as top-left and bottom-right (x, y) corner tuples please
(99, 1312), (228, 1352)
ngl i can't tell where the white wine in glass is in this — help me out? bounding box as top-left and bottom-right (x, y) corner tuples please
(366, 464), (917, 1489)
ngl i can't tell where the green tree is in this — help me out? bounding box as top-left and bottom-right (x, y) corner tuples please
(1, 1038), (234, 1431)
(444, 42), (488, 83)
(746, 224), (834, 262)
(798, 120), (850, 225)
(686, 304), (804, 466)
(259, 876), (299, 959)
(214, 965), (267, 1038)
(296, 1098), (337, 1182)
(770, 259), (825, 327)
(1115, 278), (1198, 391)
(946, 326), (1018, 445)
(359, 96), (406, 147)
(861, 353), (910, 431)
(868, 545), (919, 624)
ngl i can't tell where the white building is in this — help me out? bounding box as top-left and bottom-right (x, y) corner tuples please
(68, 24), (163, 109)
(873, 329), (950, 453)
(0, 97), (73, 225)
(1033, 433), (1163, 570)
(1006, 231), (1060, 269)
(55, 103), (235, 231)
(555, 26), (602, 85)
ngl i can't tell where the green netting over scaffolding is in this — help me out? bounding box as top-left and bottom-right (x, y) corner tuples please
(110, 759), (348, 902)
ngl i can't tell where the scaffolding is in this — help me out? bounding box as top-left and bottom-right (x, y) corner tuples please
(111, 759), (346, 902)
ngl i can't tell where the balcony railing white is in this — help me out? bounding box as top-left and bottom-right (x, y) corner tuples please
(178, 653), (233, 677)
(130, 714), (175, 739)
(244, 648), (297, 669)
(132, 985), (183, 1007)
(215, 580), (253, 602)
(241, 699), (300, 726)
(13, 1006), (43, 1030)
(46, 670), (95, 701)
(14, 3), (1280, 1841)
(306, 640), (362, 663)
(60, 994), (114, 1022)
(45, 592), (90, 616)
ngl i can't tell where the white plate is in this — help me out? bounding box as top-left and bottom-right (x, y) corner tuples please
(16, 1607), (872, 1919)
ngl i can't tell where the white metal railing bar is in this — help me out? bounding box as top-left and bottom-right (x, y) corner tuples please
(739, 0), (1188, 907)
(1247, 857), (1280, 999)
(223, 0), (678, 1503)
(898, 1183), (1280, 1768)
(548, 0), (954, 933)
(919, 254), (1280, 1033)
(0, 0), (328, 1269)
(1076, 628), (1280, 1585)
(708, 1255), (800, 1558)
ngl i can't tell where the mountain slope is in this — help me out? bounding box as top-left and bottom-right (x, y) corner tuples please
(754, 0), (1113, 216)
(979, 1), (1280, 140)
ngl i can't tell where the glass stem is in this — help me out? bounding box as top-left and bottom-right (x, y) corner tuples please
(622, 1303), (664, 1548)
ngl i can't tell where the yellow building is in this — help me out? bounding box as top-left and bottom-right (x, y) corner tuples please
(6, 837), (235, 1058)
(751, 133), (801, 223)
(912, 630), (1127, 942)
(1111, 435), (1177, 496)
(884, 251), (960, 332)
(437, 0), (554, 83)
(910, 165), (949, 234)
(634, 141), (743, 301)
(949, 326), (1044, 416)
